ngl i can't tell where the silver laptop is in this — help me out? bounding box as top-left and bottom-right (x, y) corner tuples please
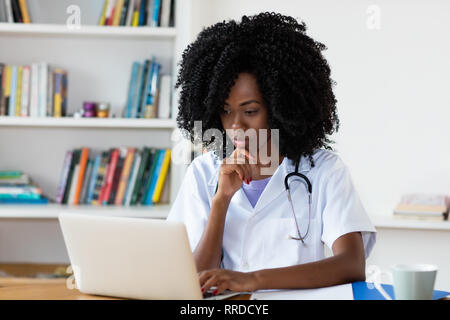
(58, 213), (242, 300)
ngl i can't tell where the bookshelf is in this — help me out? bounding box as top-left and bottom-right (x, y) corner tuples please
(0, 0), (193, 227)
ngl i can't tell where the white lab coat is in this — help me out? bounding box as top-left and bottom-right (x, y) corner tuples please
(167, 149), (376, 272)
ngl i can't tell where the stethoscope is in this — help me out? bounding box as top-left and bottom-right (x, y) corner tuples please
(214, 160), (312, 244)
(284, 161), (312, 244)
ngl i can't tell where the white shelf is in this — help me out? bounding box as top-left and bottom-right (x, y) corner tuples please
(0, 23), (177, 40)
(0, 204), (170, 219)
(372, 216), (450, 231)
(0, 116), (176, 129)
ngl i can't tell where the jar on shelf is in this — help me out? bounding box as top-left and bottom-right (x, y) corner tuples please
(83, 102), (97, 118)
(96, 102), (110, 118)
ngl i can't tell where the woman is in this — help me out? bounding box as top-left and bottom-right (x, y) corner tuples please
(168, 12), (376, 295)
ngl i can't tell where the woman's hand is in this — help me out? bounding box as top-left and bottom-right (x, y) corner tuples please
(216, 148), (256, 201)
(199, 269), (259, 295)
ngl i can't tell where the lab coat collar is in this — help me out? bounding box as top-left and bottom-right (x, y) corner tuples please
(207, 153), (312, 213)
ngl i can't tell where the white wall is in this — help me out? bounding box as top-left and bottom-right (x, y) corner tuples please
(189, 0), (450, 219)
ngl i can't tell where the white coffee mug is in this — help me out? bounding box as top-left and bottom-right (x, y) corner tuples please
(369, 264), (438, 300)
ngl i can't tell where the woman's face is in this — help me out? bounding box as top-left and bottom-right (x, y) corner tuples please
(220, 72), (270, 152)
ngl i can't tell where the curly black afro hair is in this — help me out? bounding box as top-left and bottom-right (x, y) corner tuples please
(175, 12), (339, 168)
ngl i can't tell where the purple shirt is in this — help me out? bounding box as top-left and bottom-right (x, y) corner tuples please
(241, 176), (271, 208)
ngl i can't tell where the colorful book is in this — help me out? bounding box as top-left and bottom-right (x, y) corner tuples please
(125, 62), (140, 118)
(143, 62), (161, 118)
(112, 0), (124, 26)
(106, 0), (117, 25)
(20, 65), (30, 117)
(152, 149), (171, 203)
(139, 148), (157, 205)
(73, 148), (89, 205)
(138, 0), (147, 26)
(80, 157), (94, 205)
(99, 0), (110, 26)
(125, 0), (135, 26)
(91, 150), (111, 205)
(151, 0), (161, 27)
(86, 154), (101, 204)
(62, 149), (81, 204)
(14, 65), (22, 116)
(68, 164), (80, 205)
(130, 147), (150, 205)
(115, 147), (135, 205)
(124, 151), (141, 206)
(143, 149), (165, 205)
(0, 170), (22, 178)
(119, 0), (130, 26)
(107, 147), (126, 204)
(0, 64), (8, 115)
(56, 150), (73, 204)
(8, 65), (17, 117)
(135, 59), (150, 118)
(0, 185), (41, 195)
(132, 0), (140, 26)
(102, 148), (119, 205)
(30, 63), (39, 117)
(18, 0), (30, 23)
(0, 198), (49, 204)
(53, 69), (63, 117)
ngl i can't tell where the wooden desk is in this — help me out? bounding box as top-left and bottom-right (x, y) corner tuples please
(0, 277), (251, 300)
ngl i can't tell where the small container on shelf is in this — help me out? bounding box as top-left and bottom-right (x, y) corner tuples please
(96, 102), (110, 118)
(83, 102), (97, 118)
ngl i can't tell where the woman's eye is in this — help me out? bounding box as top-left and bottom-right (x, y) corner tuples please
(222, 108), (231, 115)
(245, 110), (257, 115)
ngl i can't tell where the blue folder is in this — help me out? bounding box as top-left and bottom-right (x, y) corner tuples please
(352, 281), (450, 300)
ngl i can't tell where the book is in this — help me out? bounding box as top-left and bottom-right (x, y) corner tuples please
(0, 64), (4, 114)
(102, 148), (120, 205)
(56, 150), (73, 204)
(119, 0), (130, 26)
(68, 164), (80, 205)
(91, 150), (111, 205)
(80, 158), (94, 204)
(73, 148), (90, 205)
(10, 0), (22, 23)
(152, 149), (170, 203)
(86, 154), (101, 204)
(20, 65), (30, 116)
(143, 62), (161, 118)
(135, 59), (150, 118)
(139, 148), (157, 205)
(146, 0), (154, 26)
(99, 0), (109, 26)
(4, 0), (13, 23)
(130, 147), (150, 205)
(125, 0), (135, 26)
(107, 147), (126, 204)
(138, 0), (147, 26)
(157, 74), (171, 118)
(112, 0), (124, 26)
(0, 0), (6, 22)
(8, 65), (17, 116)
(1, 65), (11, 115)
(124, 150), (141, 206)
(0, 198), (49, 204)
(393, 194), (449, 221)
(61, 70), (68, 117)
(46, 67), (54, 117)
(38, 62), (48, 117)
(53, 69), (63, 117)
(30, 63), (39, 117)
(115, 147), (135, 205)
(106, 0), (117, 25)
(62, 149), (81, 204)
(15, 65), (22, 116)
(125, 61), (140, 118)
(151, 0), (160, 27)
(0, 185), (41, 195)
(132, 0), (140, 26)
(18, 0), (29, 23)
(143, 149), (165, 205)
(160, 0), (171, 27)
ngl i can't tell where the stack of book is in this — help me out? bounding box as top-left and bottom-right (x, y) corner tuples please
(99, 0), (175, 27)
(0, 171), (49, 204)
(0, 0), (31, 23)
(124, 58), (172, 119)
(0, 63), (68, 117)
(393, 194), (449, 221)
(57, 147), (171, 206)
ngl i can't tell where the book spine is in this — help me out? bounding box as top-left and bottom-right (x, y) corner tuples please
(80, 158), (93, 204)
(152, 149), (170, 203)
(130, 62), (142, 118)
(125, 62), (140, 118)
(63, 149), (81, 204)
(38, 62), (48, 117)
(125, 0), (135, 26)
(56, 150), (73, 204)
(124, 151), (141, 206)
(157, 74), (171, 118)
(61, 71), (68, 117)
(138, 0), (147, 26)
(130, 147), (149, 205)
(68, 164), (80, 205)
(8, 65), (16, 116)
(46, 68), (54, 117)
(160, 0), (170, 27)
(99, 0), (109, 26)
(18, 0), (29, 23)
(10, 0), (22, 23)
(119, 0), (130, 26)
(112, 0), (124, 26)
(144, 149), (165, 205)
(4, 0), (13, 23)
(91, 151), (110, 205)
(0, 64), (4, 115)
(106, 0), (117, 25)
(0, 186), (41, 195)
(20, 65), (30, 116)
(132, 0), (140, 26)
(114, 147), (135, 205)
(1, 65), (11, 115)
(30, 63), (39, 117)
(102, 149), (119, 205)
(73, 148), (90, 205)
(108, 147), (126, 204)
(140, 148), (158, 204)
(144, 62), (160, 118)
(138, 59), (151, 118)
(53, 69), (62, 117)
(86, 154), (101, 204)
(152, 0), (160, 27)
(14, 65), (22, 116)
